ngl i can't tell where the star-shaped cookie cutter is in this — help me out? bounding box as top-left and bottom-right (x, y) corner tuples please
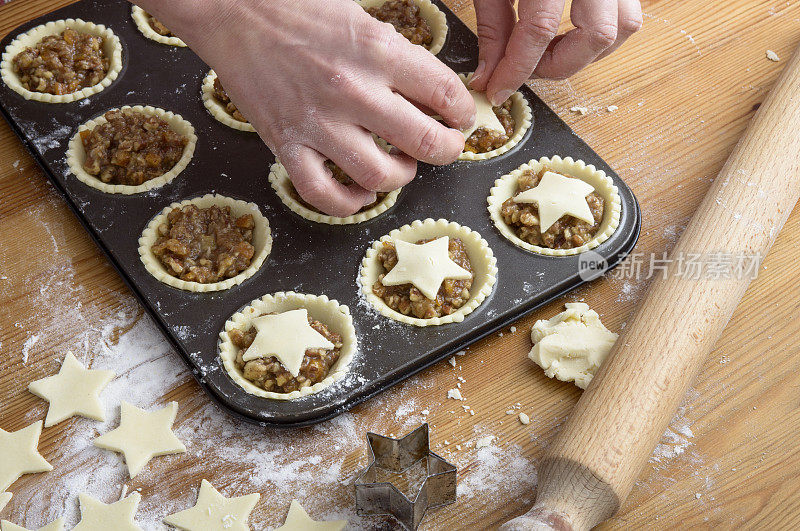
(355, 423), (457, 530)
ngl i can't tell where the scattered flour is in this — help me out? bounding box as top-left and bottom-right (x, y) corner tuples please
(21, 334), (39, 363)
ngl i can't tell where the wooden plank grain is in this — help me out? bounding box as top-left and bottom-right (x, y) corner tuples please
(1, 0), (800, 529)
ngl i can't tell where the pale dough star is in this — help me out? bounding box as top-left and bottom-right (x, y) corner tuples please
(0, 421), (52, 493)
(275, 500), (346, 531)
(513, 171), (597, 233)
(381, 236), (472, 300)
(163, 479), (260, 531)
(0, 492), (10, 513)
(461, 90), (505, 140)
(27, 351), (115, 427)
(243, 309), (334, 378)
(1, 517), (65, 531)
(93, 401), (185, 478)
(73, 492), (142, 531)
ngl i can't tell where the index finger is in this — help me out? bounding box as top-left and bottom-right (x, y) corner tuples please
(485, 0), (566, 105)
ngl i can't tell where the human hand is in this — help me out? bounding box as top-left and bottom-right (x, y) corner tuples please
(469, 0), (643, 105)
(136, 0), (476, 216)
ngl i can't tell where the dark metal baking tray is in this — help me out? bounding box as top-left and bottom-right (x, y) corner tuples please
(0, 0), (640, 426)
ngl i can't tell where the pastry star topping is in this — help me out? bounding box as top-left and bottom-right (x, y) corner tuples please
(275, 500), (346, 531)
(0, 421), (52, 493)
(513, 171), (597, 233)
(0, 492), (10, 513)
(1, 517), (65, 531)
(461, 90), (505, 140)
(243, 309), (334, 378)
(381, 237), (472, 300)
(163, 479), (260, 531)
(27, 352), (115, 427)
(93, 401), (186, 478)
(73, 493), (142, 531)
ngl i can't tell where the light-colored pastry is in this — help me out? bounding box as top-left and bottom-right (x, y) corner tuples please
(67, 105), (197, 194)
(528, 302), (619, 389)
(163, 479), (260, 531)
(458, 73), (532, 161)
(0, 492), (10, 513)
(201, 70), (255, 132)
(138, 194), (272, 292)
(218, 292), (357, 400)
(488, 156), (622, 256)
(27, 351), (114, 427)
(360, 218), (497, 326)
(0, 421), (52, 493)
(358, 0), (448, 55)
(73, 492), (142, 531)
(0, 19), (122, 103)
(131, 6), (186, 47)
(275, 500), (346, 531)
(1, 518), (65, 531)
(93, 401), (185, 479)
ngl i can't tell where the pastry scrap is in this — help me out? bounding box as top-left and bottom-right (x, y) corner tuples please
(93, 401), (185, 479)
(219, 292), (357, 400)
(73, 492), (142, 531)
(0, 518), (65, 531)
(0, 19), (122, 103)
(131, 6), (186, 47)
(201, 70), (255, 132)
(163, 479), (260, 531)
(139, 194), (272, 292)
(67, 106), (197, 194)
(528, 303), (619, 389)
(361, 219), (497, 326)
(27, 351), (115, 427)
(488, 156), (621, 256)
(0, 421), (52, 493)
(359, 0), (448, 55)
(0, 492), (10, 513)
(275, 500), (346, 531)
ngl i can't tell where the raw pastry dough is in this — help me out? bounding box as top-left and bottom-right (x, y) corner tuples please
(380, 236), (472, 300)
(461, 90), (505, 140)
(528, 303), (618, 389)
(73, 492), (142, 531)
(219, 292), (357, 400)
(513, 170), (597, 232)
(1, 518), (64, 531)
(201, 70), (255, 132)
(93, 401), (186, 479)
(138, 194), (272, 292)
(487, 156), (622, 256)
(130, 6), (186, 47)
(27, 351), (114, 427)
(357, 0), (448, 56)
(0, 19), (122, 103)
(0, 492), (9, 513)
(360, 218), (497, 327)
(275, 500), (346, 531)
(67, 106), (197, 195)
(163, 479), (260, 531)
(0, 421), (52, 493)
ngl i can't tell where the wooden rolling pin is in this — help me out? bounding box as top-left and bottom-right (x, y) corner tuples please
(501, 44), (800, 530)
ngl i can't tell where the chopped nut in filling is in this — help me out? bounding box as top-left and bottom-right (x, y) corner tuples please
(80, 109), (188, 186)
(212, 77), (248, 123)
(151, 204), (256, 284)
(147, 14), (174, 37)
(501, 167), (604, 249)
(289, 161), (388, 214)
(367, 0), (433, 48)
(12, 29), (109, 95)
(229, 315), (342, 393)
(372, 238), (473, 319)
(464, 97), (515, 153)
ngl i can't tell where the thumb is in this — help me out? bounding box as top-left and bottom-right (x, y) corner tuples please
(470, 0), (516, 91)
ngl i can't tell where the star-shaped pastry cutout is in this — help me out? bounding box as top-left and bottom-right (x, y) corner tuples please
(0, 492), (10, 513)
(72, 493), (142, 531)
(0, 421), (52, 493)
(275, 500), (346, 531)
(461, 90), (505, 140)
(381, 237), (472, 300)
(28, 352), (115, 427)
(243, 309), (334, 378)
(513, 171), (597, 233)
(163, 479), (260, 531)
(93, 401), (185, 478)
(1, 517), (65, 531)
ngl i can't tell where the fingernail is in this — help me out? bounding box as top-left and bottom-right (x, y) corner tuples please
(471, 61), (486, 85)
(490, 90), (513, 107)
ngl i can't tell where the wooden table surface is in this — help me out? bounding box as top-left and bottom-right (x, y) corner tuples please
(2, 0), (800, 529)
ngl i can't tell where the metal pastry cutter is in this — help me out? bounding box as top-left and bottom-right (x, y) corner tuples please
(354, 423), (457, 530)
